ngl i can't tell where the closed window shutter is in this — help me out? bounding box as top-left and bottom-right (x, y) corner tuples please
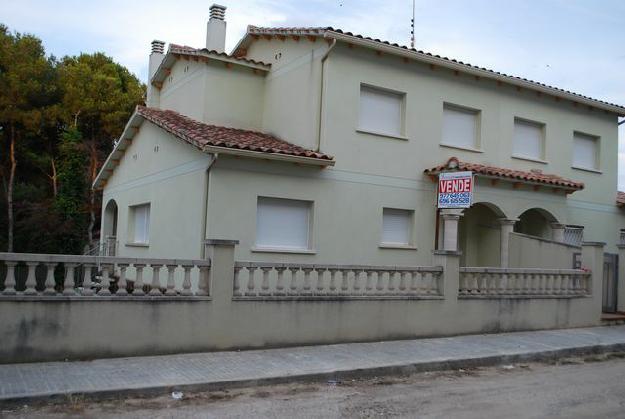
(133, 204), (150, 243)
(513, 119), (543, 159)
(442, 105), (477, 148)
(382, 208), (412, 245)
(256, 198), (310, 249)
(359, 86), (403, 136)
(573, 133), (598, 169)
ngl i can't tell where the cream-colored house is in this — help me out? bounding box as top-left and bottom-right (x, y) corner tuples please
(6, 4), (625, 363)
(94, 5), (625, 304)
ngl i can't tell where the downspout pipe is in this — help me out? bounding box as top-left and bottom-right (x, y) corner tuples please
(201, 153), (218, 258)
(316, 38), (337, 152)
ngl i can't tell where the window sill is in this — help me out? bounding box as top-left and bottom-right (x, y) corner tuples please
(440, 143), (483, 153)
(126, 242), (149, 248)
(571, 166), (602, 174)
(356, 128), (409, 141)
(251, 247), (317, 255)
(511, 155), (548, 164)
(379, 244), (418, 250)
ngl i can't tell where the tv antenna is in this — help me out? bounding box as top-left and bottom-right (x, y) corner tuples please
(410, 0), (415, 49)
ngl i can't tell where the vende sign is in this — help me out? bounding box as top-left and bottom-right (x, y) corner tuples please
(437, 171), (474, 209)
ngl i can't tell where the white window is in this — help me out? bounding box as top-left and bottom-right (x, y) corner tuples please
(442, 104), (479, 149)
(513, 118), (544, 160)
(358, 85), (404, 137)
(131, 204), (150, 244)
(381, 208), (413, 246)
(573, 132), (599, 170)
(256, 197), (311, 250)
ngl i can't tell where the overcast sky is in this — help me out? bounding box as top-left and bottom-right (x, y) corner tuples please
(2, 0), (624, 189)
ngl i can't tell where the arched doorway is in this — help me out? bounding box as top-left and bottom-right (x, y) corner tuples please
(514, 208), (559, 240)
(102, 199), (118, 256)
(458, 202), (506, 267)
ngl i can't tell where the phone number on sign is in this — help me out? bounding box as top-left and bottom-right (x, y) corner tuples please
(438, 192), (471, 207)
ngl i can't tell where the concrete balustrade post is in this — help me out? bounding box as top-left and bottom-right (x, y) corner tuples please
(581, 241), (605, 323)
(551, 223), (566, 243)
(204, 239), (239, 303)
(43, 263), (57, 295)
(62, 263), (77, 296)
(440, 209), (463, 252)
(617, 244), (625, 312)
(165, 265), (177, 296)
(498, 218), (517, 268)
(2, 261), (17, 295)
(116, 264), (129, 296)
(432, 250), (460, 303)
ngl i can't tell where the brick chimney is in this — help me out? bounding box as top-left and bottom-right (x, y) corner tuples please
(147, 40), (165, 107)
(206, 4), (227, 53)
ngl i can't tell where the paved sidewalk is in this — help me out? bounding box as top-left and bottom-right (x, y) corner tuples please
(1, 326), (625, 403)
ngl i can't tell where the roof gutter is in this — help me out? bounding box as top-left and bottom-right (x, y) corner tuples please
(201, 145), (335, 167)
(324, 31), (625, 116)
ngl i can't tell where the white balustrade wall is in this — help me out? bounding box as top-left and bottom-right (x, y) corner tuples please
(459, 267), (591, 297)
(0, 253), (211, 297)
(233, 262), (444, 298)
(0, 241), (607, 364)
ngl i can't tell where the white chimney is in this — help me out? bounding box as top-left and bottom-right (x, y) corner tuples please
(147, 40), (165, 108)
(206, 4), (227, 52)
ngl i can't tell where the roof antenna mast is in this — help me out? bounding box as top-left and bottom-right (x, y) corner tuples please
(410, 0), (415, 49)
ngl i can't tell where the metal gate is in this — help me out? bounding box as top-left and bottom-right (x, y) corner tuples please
(603, 253), (618, 313)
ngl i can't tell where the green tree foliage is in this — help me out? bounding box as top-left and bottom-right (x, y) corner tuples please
(58, 53), (145, 246)
(0, 24), (145, 253)
(0, 24), (58, 251)
(53, 128), (88, 254)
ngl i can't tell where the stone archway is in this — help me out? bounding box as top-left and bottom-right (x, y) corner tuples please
(458, 202), (506, 267)
(102, 199), (118, 256)
(515, 208), (563, 241)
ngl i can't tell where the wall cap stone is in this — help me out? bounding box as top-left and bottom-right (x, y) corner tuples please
(581, 241), (606, 247)
(205, 239), (240, 246)
(432, 250), (462, 256)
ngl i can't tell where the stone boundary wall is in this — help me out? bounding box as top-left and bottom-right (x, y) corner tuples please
(0, 242), (606, 364)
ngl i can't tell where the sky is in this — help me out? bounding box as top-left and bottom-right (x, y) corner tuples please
(2, 0), (625, 188)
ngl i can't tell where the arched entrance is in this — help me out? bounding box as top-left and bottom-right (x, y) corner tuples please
(458, 202), (506, 267)
(102, 199), (118, 256)
(514, 208), (561, 241)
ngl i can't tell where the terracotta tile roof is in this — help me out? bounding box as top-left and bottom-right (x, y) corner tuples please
(234, 27), (625, 115)
(617, 192), (625, 207)
(137, 106), (333, 162)
(424, 157), (584, 191)
(247, 26), (331, 36)
(168, 43), (270, 67)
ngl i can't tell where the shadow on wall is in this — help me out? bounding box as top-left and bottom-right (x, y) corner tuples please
(459, 202), (504, 267)
(515, 208), (558, 240)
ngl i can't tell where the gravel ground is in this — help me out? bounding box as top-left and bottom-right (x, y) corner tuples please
(3, 353), (625, 419)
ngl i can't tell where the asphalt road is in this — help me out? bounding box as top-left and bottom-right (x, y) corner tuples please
(3, 354), (625, 418)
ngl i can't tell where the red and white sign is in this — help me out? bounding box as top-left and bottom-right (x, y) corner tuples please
(437, 171), (474, 209)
